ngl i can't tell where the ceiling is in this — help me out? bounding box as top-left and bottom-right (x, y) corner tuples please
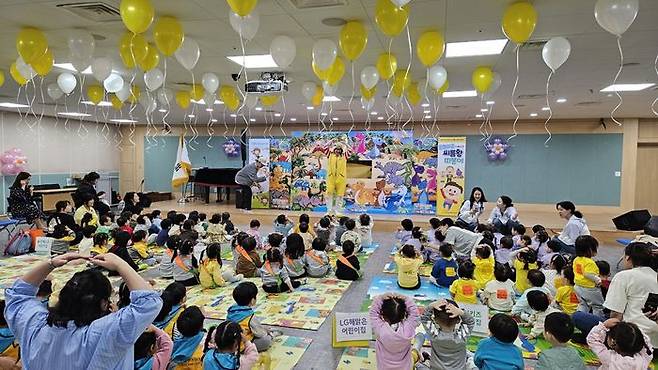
(1, 0), (658, 126)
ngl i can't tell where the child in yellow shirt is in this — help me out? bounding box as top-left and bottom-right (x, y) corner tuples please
(554, 264), (579, 315)
(394, 245), (424, 289)
(128, 230), (156, 266)
(472, 245), (494, 289)
(509, 247), (538, 294)
(90, 233), (110, 255)
(199, 243), (244, 289)
(573, 236), (604, 316)
(449, 261), (479, 304)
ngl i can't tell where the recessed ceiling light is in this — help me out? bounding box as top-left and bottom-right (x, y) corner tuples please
(110, 118), (137, 123)
(53, 62), (92, 74)
(421, 103), (430, 107)
(424, 115), (432, 119)
(423, 110), (431, 114)
(158, 109), (167, 113)
(255, 107), (263, 111)
(370, 111), (378, 115)
(82, 101), (112, 107)
(226, 54), (278, 69)
(0, 102), (30, 108)
(446, 39), (508, 58)
(192, 99), (223, 105)
(290, 117), (297, 121)
(306, 106), (314, 110)
(206, 108), (213, 112)
(211, 119), (218, 122)
(377, 116), (384, 120)
(486, 101), (495, 105)
(443, 90), (477, 98)
(58, 112), (91, 117)
(475, 114), (483, 118)
(556, 98), (567, 103)
(321, 112), (328, 116)
(249, 118), (256, 122)
(230, 114), (237, 118)
(541, 107), (550, 111)
(530, 113), (538, 117)
(188, 114), (195, 118)
(332, 117), (339, 121)
(323, 96), (341, 102)
(601, 83), (655, 92)
(274, 113), (281, 117)
(480, 108), (488, 112)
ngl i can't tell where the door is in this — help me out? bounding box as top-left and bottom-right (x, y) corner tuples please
(635, 144), (658, 214)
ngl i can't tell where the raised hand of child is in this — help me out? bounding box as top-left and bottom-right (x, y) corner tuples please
(445, 304), (464, 318)
(51, 252), (89, 268)
(603, 318), (620, 329)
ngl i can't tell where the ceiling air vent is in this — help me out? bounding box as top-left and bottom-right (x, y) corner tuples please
(520, 39), (548, 51)
(289, 0), (346, 9)
(517, 94), (546, 100)
(446, 105), (463, 109)
(575, 101), (601, 106)
(57, 1), (120, 22)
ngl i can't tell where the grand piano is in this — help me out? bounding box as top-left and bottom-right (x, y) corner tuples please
(192, 167), (241, 204)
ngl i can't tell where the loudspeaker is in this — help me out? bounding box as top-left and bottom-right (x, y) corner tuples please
(613, 209), (652, 231)
(645, 216), (658, 237)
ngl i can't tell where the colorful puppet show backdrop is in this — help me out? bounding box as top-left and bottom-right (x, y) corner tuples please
(269, 138), (293, 210)
(436, 137), (467, 217)
(248, 138), (271, 209)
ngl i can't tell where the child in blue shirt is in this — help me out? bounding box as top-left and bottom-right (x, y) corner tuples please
(474, 313), (524, 370)
(202, 321), (259, 370)
(169, 306), (205, 368)
(430, 244), (459, 288)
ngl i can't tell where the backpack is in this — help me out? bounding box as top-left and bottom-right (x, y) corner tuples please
(5, 230), (33, 256)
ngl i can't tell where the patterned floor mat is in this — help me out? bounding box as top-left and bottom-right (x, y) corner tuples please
(264, 335), (313, 370)
(337, 347), (376, 370)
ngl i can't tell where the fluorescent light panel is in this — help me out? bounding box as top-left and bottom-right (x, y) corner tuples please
(226, 54), (278, 69)
(446, 39), (508, 58)
(486, 101), (495, 105)
(54, 62), (92, 74)
(442, 90), (477, 98)
(290, 118), (297, 121)
(82, 101), (112, 107)
(600, 83), (655, 92)
(323, 96), (341, 102)
(111, 119), (137, 123)
(58, 112), (91, 117)
(0, 102), (30, 108)
(192, 99), (224, 105)
(556, 98), (567, 103)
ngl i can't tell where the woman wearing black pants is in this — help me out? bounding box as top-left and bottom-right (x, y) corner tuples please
(234, 159), (267, 210)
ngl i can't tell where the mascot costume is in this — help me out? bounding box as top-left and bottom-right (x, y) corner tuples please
(326, 139), (349, 214)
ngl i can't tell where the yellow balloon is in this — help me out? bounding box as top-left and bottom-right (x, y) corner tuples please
(407, 82), (421, 106)
(16, 27), (48, 65)
(416, 30), (444, 67)
(190, 84), (204, 101)
(87, 85), (104, 105)
(392, 69), (411, 95)
(120, 0), (154, 34)
(360, 84), (376, 100)
(326, 57), (345, 86)
(375, 0), (408, 37)
(119, 32), (149, 69)
(139, 43), (160, 71)
(153, 16), (184, 56)
(311, 86), (324, 107)
(339, 21), (367, 61)
(0, 70), (5, 87)
(128, 85), (141, 104)
(312, 61), (329, 81)
(32, 48), (53, 77)
(472, 66), (494, 94)
(10, 62), (27, 86)
(376, 53), (397, 81)
(226, 0), (258, 17)
(219, 85), (236, 102)
(110, 94), (124, 110)
(502, 1), (537, 44)
(437, 79), (449, 94)
(176, 90), (191, 110)
(260, 95), (279, 107)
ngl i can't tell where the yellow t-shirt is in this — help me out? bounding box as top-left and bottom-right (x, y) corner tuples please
(132, 241), (150, 258)
(394, 254), (423, 288)
(573, 257), (599, 288)
(514, 259), (538, 293)
(199, 259), (227, 289)
(473, 256), (495, 289)
(449, 278), (478, 304)
(555, 285), (579, 314)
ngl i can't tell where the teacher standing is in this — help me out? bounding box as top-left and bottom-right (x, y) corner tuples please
(235, 158), (268, 211)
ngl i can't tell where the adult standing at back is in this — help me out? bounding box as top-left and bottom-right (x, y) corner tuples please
(457, 187), (487, 231)
(234, 158), (268, 212)
(554, 201), (590, 255)
(74, 172), (110, 217)
(487, 195), (520, 235)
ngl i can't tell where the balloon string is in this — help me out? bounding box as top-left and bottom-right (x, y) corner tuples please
(280, 95), (286, 136)
(347, 62), (356, 134)
(610, 35), (624, 126)
(38, 78), (45, 129)
(236, 30), (250, 138)
(264, 106), (271, 138)
(508, 45), (520, 141)
(486, 101), (494, 142)
(402, 24), (413, 131)
(27, 78), (38, 130)
(189, 71), (199, 149)
(15, 85), (24, 133)
(385, 38), (395, 124)
(222, 107), (228, 138)
(543, 70), (554, 147)
(63, 93), (70, 133)
(651, 52), (658, 117)
(163, 57), (172, 134)
(206, 110), (214, 149)
(24, 81), (34, 132)
(432, 93), (441, 137)
(423, 72), (431, 138)
(479, 95), (487, 143)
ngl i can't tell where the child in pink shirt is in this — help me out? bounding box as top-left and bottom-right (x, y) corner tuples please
(246, 219), (263, 249)
(586, 319), (652, 370)
(134, 325), (173, 370)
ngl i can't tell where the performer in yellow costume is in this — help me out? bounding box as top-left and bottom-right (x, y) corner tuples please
(326, 145), (347, 214)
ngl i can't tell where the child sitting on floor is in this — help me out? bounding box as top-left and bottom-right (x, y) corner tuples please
(179, 220), (199, 243)
(357, 213), (374, 248)
(260, 248), (301, 293)
(168, 214), (185, 237)
(298, 222), (315, 251)
(0, 300), (19, 367)
(199, 243), (243, 289)
(449, 261), (478, 304)
(554, 264), (579, 315)
(535, 312), (585, 370)
(90, 232), (110, 255)
(227, 282), (279, 352)
(97, 214), (114, 235)
(334, 216), (349, 247)
(159, 235), (181, 279)
(77, 225), (96, 257)
(133, 325), (173, 370)
(396, 219), (414, 245)
(406, 227), (425, 255)
(340, 218), (362, 253)
(430, 244), (459, 288)
(369, 293), (422, 369)
(495, 236), (514, 265)
(153, 282), (187, 336)
(542, 254), (567, 296)
(221, 212), (235, 235)
(235, 236), (263, 278)
(283, 234), (307, 280)
(509, 247), (539, 294)
(205, 214), (229, 245)
(134, 215), (150, 234)
(230, 232), (249, 269)
(525, 290), (560, 339)
(273, 214), (294, 236)
(472, 244), (495, 289)
(202, 321), (259, 370)
(394, 244), (423, 290)
(265, 232), (283, 252)
(534, 230), (550, 260)
(586, 318), (653, 370)
(246, 219), (263, 249)
(540, 239), (562, 268)
(304, 238), (331, 278)
(573, 235), (604, 316)
(117, 217), (133, 236)
(511, 224), (526, 248)
(172, 239), (199, 286)
(335, 240), (361, 281)
(518, 235), (533, 252)
(129, 230), (156, 267)
(596, 260), (611, 298)
(512, 269), (550, 320)
(483, 263), (516, 312)
(420, 299), (475, 370)
(474, 313), (524, 370)
(108, 230), (140, 275)
(169, 306), (205, 368)
(314, 216), (335, 251)
(428, 217), (440, 244)
(155, 219), (172, 247)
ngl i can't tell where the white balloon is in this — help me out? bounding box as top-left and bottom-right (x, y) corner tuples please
(116, 83), (131, 102)
(542, 37), (571, 72)
(483, 73), (502, 100)
(71, 54), (91, 73)
(57, 72), (77, 95)
(270, 35), (296, 68)
(140, 94), (157, 114)
(67, 29), (95, 60)
(175, 38), (200, 71)
(360, 66), (379, 90)
(361, 96), (374, 111)
(595, 0), (639, 36)
(204, 92), (216, 109)
(244, 94), (259, 109)
(229, 11), (260, 41)
(312, 39), (337, 71)
(322, 81), (336, 96)
(202, 72), (220, 94)
(301, 82), (316, 102)
(104, 73), (124, 93)
(16, 57), (36, 81)
(47, 83), (63, 101)
(91, 57), (113, 82)
(390, 0), (411, 7)
(428, 65), (447, 90)
(157, 88), (174, 106)
(144, 68), (164, 91)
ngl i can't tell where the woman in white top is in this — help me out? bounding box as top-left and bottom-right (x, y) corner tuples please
(487, 195), (519, 235)
(457, 187), (487, 231)
(554, 201), (590, 255)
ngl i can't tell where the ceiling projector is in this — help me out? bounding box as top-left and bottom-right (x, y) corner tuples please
(245, 72), (288, 94)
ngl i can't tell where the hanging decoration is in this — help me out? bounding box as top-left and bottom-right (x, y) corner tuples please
(485, 137), (509, 162)
(223, 138), (241, 157)
(1, 148), (28, 175)
(541, 37), (571, 146)
(270, 35), (296, 68)
(153, 16), (184, 56)
(120, 0), (154, 34)
(375, 0), (408, 37)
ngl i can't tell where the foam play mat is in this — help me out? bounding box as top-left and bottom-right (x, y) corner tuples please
(186, 277), (352, 330)
(266, 335), (313, 370)
(366, 275), (451, 302)
(337, 347), (376, 370)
